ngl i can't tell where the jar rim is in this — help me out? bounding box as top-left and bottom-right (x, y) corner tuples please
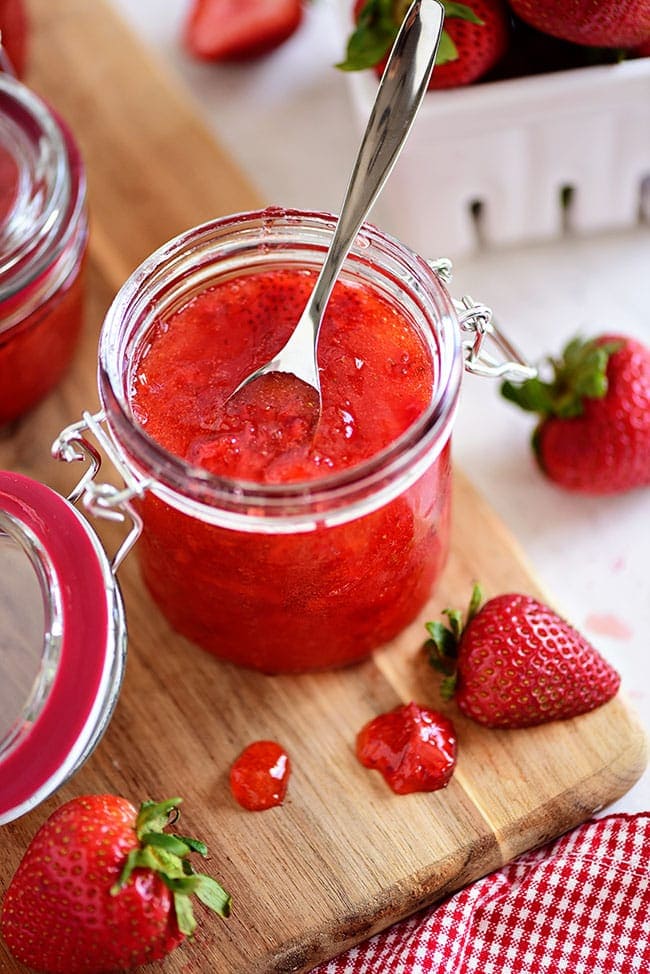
(0, 73), (86, 311)
(98, 208), (462, 524)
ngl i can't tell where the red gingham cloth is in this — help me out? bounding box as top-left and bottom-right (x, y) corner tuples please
(314, 813), (650, 974)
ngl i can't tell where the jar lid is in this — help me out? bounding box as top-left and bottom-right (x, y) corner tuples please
(0, 73), (85, 310)
(0, 471), (126, 824)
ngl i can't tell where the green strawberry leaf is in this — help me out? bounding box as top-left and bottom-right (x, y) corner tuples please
(436, 30), (458, 65)
(192, 874), (233, 917)
(442, 607), (463, 640)
(440, 672), (458, 701)
(338, 0), (486, 72)
(337, 0), (397, 71)
(173, 890), (197, 938)
(173, 834), (209, 857)
(501, 377), (556, 414)
(425, 620), (458, 675)
(141, 832), (194, 858)
(110, 797), (231, 935)
(501, 336), (622, 420)
(424, 584), (484, 698)
(136, 797), (182, 837)
(442, 2), (483, 24)
(467, 583), (483, 622)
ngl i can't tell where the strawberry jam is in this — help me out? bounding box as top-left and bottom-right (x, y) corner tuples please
(356, 701), (457, 795)
(100, 210), (460, 672)
(230, 741), (290, 811)
(129, 266), (451, 671)
(131, 268), (432, 482)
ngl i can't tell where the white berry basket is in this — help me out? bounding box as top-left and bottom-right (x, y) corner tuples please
(345, 55), (650, 258)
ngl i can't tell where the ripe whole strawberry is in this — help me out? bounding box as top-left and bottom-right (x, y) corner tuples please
(502, 334), (650, 494)
(184, 0), (303, 61)
(340, 0), (510, 89)
(507, 0), (650, 49)
(1, 795), (231, 974)
(425, 585), (621, 728)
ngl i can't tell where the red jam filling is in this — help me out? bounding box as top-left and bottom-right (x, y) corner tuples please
(129, 267), (452, 672)
(230, 740), (291, 811)
(0, 262), (86, 426)
(131, 268), (433, 482)
(356, 701), (457, 795)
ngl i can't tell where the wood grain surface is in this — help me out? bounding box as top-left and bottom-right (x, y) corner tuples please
(0, 2), (646, 972)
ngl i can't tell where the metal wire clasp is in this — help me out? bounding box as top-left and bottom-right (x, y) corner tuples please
(428, 258), (537, 382)
(52, 410), (150, 572)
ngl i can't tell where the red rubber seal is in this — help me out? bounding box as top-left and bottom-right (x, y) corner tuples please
(0, 471), (111, 820)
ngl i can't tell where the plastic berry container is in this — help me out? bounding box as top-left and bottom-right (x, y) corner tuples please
(0, 72), (88, 426)
(52, 208), (532, 675)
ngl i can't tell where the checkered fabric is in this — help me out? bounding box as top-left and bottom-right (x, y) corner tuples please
(314, 813), (650, 974)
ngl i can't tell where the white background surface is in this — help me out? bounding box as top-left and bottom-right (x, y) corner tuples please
(108, 0), (650, 814)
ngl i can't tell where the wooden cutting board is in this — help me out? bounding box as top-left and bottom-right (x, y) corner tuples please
(0, 2), (646, 971)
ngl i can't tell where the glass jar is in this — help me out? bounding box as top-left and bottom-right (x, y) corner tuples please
(0, 72), (88, 426)
(0, 470), (126, 825)
(56, 209), (533, 674)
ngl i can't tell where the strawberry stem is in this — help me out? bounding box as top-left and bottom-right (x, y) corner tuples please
(424, 584), (484, 700)
(501, 336), (622, 419)
(111, 798), (231, 936)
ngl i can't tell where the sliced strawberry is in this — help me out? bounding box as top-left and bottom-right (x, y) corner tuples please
(185, 0), (304, 61)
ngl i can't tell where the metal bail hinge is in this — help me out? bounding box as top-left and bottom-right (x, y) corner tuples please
(427, 258), (536, 382)
(454, 295), (537, 382)
(52, 411), (150, 572)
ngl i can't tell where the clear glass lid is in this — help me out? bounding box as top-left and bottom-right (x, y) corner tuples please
(0, 72), (84, 311)
(0, 509), (61, 760)
(0, 471), (126, 824)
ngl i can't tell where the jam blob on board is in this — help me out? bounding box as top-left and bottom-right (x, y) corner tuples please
(356, 701), (457, 795)
(230, 740), (291, 811)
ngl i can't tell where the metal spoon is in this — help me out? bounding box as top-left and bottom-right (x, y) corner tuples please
(229, 0), (445, 411)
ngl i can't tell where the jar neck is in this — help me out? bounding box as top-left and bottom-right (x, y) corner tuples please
(99, 209), (462, 532)
(0, 74), (87, 331)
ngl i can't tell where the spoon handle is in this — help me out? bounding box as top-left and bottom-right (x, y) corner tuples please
(307, 0), (445, 334)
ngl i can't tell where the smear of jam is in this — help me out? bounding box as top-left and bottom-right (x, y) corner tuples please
(230, 740), (291, 811)
(356, 701), (457, 795)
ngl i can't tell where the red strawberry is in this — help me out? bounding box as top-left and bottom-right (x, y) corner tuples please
(507, 0), (650, 49)
(185, 0), (303, 61)
(1, 795), (231, 973)
(501, 334), (650, 494)
(425, 585), (621, 729)
(356, 701), (457, 793)
(0, 0), (28, 77)
(339, 0), (510, 90)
